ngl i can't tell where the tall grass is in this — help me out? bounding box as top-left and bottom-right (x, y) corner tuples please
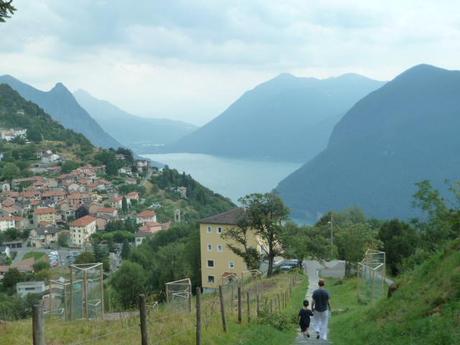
(0, 272), (308, 345)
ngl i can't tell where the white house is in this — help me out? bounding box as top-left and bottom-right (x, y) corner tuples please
(0, 216), (15, 232)
(16, 281), (46, 297)
(70, 215), (97, 248)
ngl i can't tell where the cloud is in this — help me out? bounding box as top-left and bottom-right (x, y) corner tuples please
(1, 0), (460, 124)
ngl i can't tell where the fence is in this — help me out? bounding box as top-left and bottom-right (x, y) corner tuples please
(30, 272), (303, 345)
(357, 249), (386, 304)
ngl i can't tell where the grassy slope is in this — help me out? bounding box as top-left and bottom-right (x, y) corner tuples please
(329, 239), (460, 345)
(0, 273), (307, 345)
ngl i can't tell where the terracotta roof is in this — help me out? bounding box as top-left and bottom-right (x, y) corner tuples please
(0, 216), (15, 222)
(71, 215), (96, 227)
(42, 190), (66, 197)
(34, 207), (56, 215)
(135, 230), (152, 238)
(200, 208), (245, 225)
(137, 210), (156, 218)
(96, 207), (116, 214)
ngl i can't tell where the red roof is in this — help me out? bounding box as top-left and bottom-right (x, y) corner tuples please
(71, 215), (96, 227)
(35, 207), (56, 215)
(96, 207), (116, 214)
(137, 210), (156, 218)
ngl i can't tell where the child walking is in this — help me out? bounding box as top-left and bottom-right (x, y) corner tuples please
(298, 300), (314, 338)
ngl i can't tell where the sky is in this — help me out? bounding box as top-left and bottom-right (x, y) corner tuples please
(1, 0), (460, 125)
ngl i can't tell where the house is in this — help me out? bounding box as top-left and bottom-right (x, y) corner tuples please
(13, 216), (27, 230)
(16, 281), (46, 297)
(1, 182), (10, 192)
(135, 231), (151, 247)
(11, 257), (35, 273)
(126, 192), (140, 204)
(33, 207), (57, 225)
(70, 215), (97, 248)
(68, 192), (92, 208)
(95, 207), (118, 219)
(136, 210), (157, 225)
(175, 186), (187, 199)
(199, 208), (260, 291)
(29, 225), (60, 248)
(0, 128), (27, 141)
(139, 221), (162, 233)
(42, 190), (66, 203)
(0, 215), (16, 232)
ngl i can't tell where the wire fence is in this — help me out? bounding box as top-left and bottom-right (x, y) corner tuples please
(29, 272), (303, 345)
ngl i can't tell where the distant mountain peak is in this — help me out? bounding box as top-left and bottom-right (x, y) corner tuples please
(50, 82), (70, 93)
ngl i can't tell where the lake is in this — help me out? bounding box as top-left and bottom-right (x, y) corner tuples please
(142, 153), (302, 202)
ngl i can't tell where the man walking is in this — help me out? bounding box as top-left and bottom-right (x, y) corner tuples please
(311, 279), (331, 340)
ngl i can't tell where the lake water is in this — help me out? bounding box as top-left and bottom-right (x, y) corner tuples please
(142, 153), (302, 202)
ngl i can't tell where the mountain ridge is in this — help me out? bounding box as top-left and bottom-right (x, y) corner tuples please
(0, 75), (122, 149)
(163, 72), (385, 162)
(276, 64), (460, 222)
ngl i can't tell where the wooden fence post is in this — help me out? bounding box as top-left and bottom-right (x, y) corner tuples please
(237, 286), (242, 323)
(277, 294), (281, 311)
(196, 287), (202, 345)
(32, 304), (45, 345)
(256, 294), (260, 317)
(269, 299), (273, 314)
(219, 286), (227, 332)
(138, 294), (149, 345)
(246, 291), (250, 323)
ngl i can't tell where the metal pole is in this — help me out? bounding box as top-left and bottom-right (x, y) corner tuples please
(330, 214), (334, 258)
(83, 270), (88, 319)
(69, 266), (73, 320)
(246, 291), (250, 323)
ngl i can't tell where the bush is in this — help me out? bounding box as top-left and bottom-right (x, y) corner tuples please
(258, 312), (293, 331)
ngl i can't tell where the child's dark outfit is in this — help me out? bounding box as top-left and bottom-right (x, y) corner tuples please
(298, 308), (314, 333)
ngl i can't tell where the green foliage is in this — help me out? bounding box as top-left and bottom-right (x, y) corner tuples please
(258, 312), (293, 331)
(94, 150), (124, 176)
(33, 261), (50, 272)
(239, 193), (289, 276)
(61, 160), (80, 173)
(75, 251), (96, 264)
(121, 239), (130, 259)
(281, 222), (330, 260)
(330, 240), (460, 345)
(2, 268), (22, 289)
(58, 231), (70, 247)
(2, 162), (19, 180)
(111, 261), (147, 308)
(151, 166), (234, 220)
(378, 219), (418, 275)
(0, 0), (16, 22)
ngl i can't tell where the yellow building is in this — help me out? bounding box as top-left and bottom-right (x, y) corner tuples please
(200, 208), (259, 291)
(33, 207), (57, 225)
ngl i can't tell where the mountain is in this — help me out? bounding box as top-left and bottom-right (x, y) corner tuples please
(73, 89), (196, 153)
(276, 64), (460, 222)
(163, 73), (385, 162)
(0, 83), (91, 146)
(0, 75), (122, 149)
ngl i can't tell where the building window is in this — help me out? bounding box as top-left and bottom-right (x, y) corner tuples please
(207, 226), (212, 233)
(217, 227), (223, 234)
(208, 275), (215, 283)
(217, 244), (223, 252)
(207, 244), (212, 251)
(207, 260), (215, 268)
(228, 261), (235, 269)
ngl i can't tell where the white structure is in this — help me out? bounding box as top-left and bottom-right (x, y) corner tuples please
(70, 215), (97, 248)
(0, 128), (27, 142)
(0, 216), (16, 232)
(16, 281), (46, 297)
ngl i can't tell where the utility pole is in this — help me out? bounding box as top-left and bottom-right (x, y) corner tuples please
(329, 214), (334, 258)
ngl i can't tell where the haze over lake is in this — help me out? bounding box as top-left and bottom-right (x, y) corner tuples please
(143, 153), (302, 202)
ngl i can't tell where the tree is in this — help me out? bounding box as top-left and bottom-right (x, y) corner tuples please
(121, 197), (128, 214)
(378, 219), (418, 275)
(239, 193), (289, 277)
(335, 223), (381, 276)
(58, 231), (70, 247)
(27, 127), (42, 143)
(75, 251), (96, 264)
(281, 223), (330, 261)
(0, 1), (16, 22)
(33, 261), (50, 273)
(2, 162), (19, 181)
(61, 160), (79, 174)
(222, 215), (260, 270)
(121, 239), (131, 259)
(2, 268), (22, 290)
(111, 261), (147, 308)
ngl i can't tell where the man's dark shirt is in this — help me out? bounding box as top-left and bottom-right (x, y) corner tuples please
(312, 288), (330, 312)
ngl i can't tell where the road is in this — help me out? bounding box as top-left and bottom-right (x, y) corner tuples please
(12, 247), (82, 267)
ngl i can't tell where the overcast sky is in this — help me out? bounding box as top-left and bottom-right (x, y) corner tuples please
(1, 0), (460, 125)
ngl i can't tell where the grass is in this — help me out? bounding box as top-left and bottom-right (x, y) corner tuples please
(0, 272), (308, 345)
(329, 239), (460, 345)
(23, 251), (47, 261)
